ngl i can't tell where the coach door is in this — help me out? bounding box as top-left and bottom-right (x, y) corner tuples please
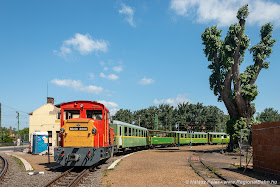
(119, 125), (122, 147)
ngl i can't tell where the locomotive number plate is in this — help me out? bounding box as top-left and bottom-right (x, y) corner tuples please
(69, 127), (88, 131)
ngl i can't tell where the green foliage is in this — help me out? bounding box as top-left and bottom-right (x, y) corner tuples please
(250, 23), (276, 63)
(226, 117), (247, 140)
(113, 103), (228, 132)
(236, 4), (249, 20)
(2, 135), (13, 143)
(113, 109), (134, 124)
(259, 108), (280, 123)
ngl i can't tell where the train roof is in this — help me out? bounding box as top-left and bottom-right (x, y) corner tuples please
(208, 132), (228, 135)
(57, 100), (109, 111)
(112, 120), (148, 130)
(172, 131), (208, 134)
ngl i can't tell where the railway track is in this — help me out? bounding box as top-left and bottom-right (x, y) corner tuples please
(0, 155), (8, 181)
(45, 167), (90, 187)
(189, 153), (239, 187)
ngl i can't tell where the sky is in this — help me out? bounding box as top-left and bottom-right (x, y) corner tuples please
(1, 0), (280, 129)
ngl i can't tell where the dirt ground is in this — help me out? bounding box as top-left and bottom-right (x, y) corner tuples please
(103, 145), (223, 187)
(202, 151), (280, 186)
(103, 145), (280, 187)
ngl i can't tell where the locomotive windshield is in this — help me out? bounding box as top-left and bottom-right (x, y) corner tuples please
(63, 110), (80, 120)
(86, 110), (103, 120)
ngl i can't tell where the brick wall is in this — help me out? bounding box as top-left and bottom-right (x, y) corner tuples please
(252, 121), (280, 175)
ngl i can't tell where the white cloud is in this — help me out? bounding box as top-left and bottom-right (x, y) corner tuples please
(104, 67), (109, 71)
(97, 100), (119, 108)
(154, 94), (191, 106)
(170, 0), (280, 26)
(55, 33), (108, 57)
(99, 73), (119, 80)
(97, 100), (119, 115)
(113, 65), (123, 73)
(119, 3), (136, 27)
(51, 79), (103, 94)
(139, 77), (155, 85)
(109, 108), (119, 116)
(89, 73), (95, 80)
(51, 79), (82, 89)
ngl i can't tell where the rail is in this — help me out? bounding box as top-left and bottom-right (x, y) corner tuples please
(45, 167), (90, 187)
(189, 153), (240, 187)
(0, 155), (8, 181)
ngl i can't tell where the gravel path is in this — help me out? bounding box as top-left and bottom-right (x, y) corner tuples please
(0, 152), (61, 187)
(103, 145), (223, 187)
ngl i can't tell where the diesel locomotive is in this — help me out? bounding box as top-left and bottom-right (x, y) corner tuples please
(54, 101), (114, 166)
(54, 101), (230, 167)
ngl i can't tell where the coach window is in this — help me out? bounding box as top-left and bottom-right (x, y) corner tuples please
(124, 127), (128, 136)
(119, 126), (122, 136)
(64, 110), (80, 120)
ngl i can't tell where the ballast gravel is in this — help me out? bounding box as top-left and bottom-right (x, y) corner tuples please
(0, 153), (61, 187)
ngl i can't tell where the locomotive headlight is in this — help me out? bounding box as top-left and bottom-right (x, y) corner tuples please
(92, 128), (97, 134)
(60, 128), (65, 133)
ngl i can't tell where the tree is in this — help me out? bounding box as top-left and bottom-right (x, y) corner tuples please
(260, 108), (280, 123)
(113, 109), (133, 124)
(201, 5), (276, 145)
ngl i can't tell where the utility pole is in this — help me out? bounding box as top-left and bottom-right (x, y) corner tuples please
(154, 114), (158, 130)
(16, 112), (19, 139)
(138, 115), (141, 126)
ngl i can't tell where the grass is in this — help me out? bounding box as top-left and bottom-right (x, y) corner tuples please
(11, 156), (34, 171)
(115, 160), (121, 167)
(103, 169), (109, 177)
(12, 156), (25, 171)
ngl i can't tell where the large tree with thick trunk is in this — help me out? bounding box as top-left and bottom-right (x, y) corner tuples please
(201, 5), (276, 146)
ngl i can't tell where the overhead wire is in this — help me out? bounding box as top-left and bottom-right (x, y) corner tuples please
(0, 103), (29, 115)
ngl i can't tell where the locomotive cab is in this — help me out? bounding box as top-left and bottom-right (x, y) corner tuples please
(54, 101), (114, 167)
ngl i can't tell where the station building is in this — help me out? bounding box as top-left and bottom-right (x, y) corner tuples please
(29, 97), (60, 154)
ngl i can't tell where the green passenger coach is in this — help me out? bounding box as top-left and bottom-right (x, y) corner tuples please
(208, 132), (230, 144)
(148, 130), (176, 147)
(110, 120), (148, 151)
(174, 131), (208, 144)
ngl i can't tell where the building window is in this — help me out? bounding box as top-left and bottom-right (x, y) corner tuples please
(57, 112), (61, 119)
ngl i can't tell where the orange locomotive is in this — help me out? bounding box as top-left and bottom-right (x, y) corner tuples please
(54, 101), (114, 166)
